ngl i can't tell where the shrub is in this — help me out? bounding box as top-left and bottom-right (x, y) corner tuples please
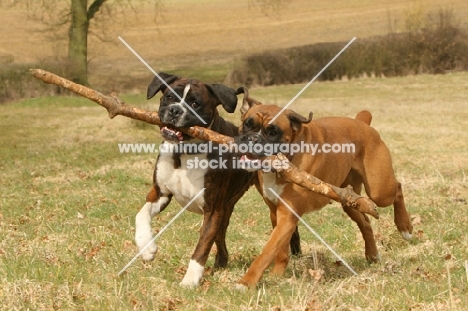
(0, 59), (74, 104)
(228, 8), (468, 86)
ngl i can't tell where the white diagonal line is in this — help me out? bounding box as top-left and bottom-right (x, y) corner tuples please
(118, 36), (207, 125)
(268, 37), (356, 124)
(268, 188), (358, 276)
(117, 188), (206, 276)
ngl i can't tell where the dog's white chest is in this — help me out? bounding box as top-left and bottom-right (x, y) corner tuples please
(261, 172), (285, 205)
(156, 145), (207, 214)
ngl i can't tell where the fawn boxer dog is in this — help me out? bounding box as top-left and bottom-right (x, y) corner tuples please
(234, 92), (413, 288)
(134, 74), (300, 287)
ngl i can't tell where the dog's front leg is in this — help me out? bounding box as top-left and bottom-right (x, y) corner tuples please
(180, 209), (224, 287)
(135, 186), (172, 261)
(267, 200), (302, 256)
(237, 206), (299, 289)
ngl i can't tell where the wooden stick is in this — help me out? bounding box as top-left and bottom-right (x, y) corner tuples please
(268, 153), (378, 218)
(29, 69), (163, 125)
(29, 69), (235, 145)
(29, 68), (378, 218)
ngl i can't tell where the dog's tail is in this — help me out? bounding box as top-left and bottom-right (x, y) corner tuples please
(355, 110), (372, 125)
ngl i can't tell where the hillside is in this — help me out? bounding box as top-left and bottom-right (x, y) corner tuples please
(1, 0), (468, 87)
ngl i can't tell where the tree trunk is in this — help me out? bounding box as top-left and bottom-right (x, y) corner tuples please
(68, 0), (89, 85)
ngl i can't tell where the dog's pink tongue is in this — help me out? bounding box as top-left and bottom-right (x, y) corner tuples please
(240, 155), (249, 161)
(240, 155), (260, 163)
(161, 127), (183, 141)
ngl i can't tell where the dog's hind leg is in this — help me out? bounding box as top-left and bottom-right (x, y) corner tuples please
(135, 185), (172, 261)
(341, 172), (380, 263)
(392, 182), (413, 240)
(290, 226), (302, 256)
(213, 204), (235, 269)
(367, 179), (412, 240)
(360, 143), (413, 241)
(342, 205), (380, 262)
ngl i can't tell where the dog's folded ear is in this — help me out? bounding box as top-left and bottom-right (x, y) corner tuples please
(236, 87), (262, 117)
(287, 111), (313, 131)
(147, 72), (180, 100)
(206, 84), (238, 113)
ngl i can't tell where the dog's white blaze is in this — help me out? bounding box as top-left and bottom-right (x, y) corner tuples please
(135, 198), (170, 261)
(261, 172), (285, 205)
(180, 84), (190, 103)
(180, 259), (205, 287)
(157, 142), (206, 214)
(178, 84), (191, 104)
(165, 84), (190, 123)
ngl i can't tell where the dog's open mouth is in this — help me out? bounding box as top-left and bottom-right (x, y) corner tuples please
(238, 154), (262, 171)
(161, 126), (187, 142)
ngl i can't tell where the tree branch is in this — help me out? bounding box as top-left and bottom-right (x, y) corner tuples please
(29, 68), (379, 219)
(267, 153), (379, 218)
(30, 68), (162, 125)
(87, 0), (107, 21)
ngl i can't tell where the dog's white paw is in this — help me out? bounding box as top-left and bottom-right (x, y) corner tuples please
(179, 279), (198, 288)
(135, 228), (158, 261)
(179, 260), (204, 287)
(234, 283), (248, 292)
(135, 202), (161, 261)
(140, 242), (158, 262)
(400, 231), (413, 241)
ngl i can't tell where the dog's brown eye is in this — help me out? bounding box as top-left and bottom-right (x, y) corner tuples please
(244, 118), (253, 130)
(165, 95), (173, 100)
(191, 102), (200, 109)
(266, 125), (280, 138)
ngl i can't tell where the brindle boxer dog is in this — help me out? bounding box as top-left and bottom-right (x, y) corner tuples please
(134, 74), (300, 287)
(234, 92), (413, 288)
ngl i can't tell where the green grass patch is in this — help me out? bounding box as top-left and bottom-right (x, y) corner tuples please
(170, 62), (233, 84)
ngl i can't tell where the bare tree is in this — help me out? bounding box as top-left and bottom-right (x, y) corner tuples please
(4, 0), (288, 85)
(7, 0), (162, 85)
(67, 0), (102, 85)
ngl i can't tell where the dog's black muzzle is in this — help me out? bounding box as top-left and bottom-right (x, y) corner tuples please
(159, 107), (186, 128)
(234, 133), (270, 158)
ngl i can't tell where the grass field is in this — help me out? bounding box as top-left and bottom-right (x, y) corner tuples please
(1, 0), (468, 310)
(1, 72), (467, 310)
